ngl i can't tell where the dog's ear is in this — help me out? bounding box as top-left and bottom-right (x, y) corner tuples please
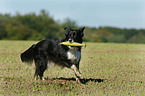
(64, 27), (71, 31)
(79, 27), (85, 37)
(79, 27), (85, 32)
(64, 27), (71, 36)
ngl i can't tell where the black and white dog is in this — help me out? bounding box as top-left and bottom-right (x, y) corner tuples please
(20, 27), (85, 82)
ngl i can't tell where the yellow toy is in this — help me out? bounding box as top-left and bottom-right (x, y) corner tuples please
(60, 41), (85, 47)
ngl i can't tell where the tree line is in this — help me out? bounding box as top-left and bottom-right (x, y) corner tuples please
(0, 10), (145, 43)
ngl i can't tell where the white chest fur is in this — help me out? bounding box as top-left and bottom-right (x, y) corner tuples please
(67, 49), (81, 64)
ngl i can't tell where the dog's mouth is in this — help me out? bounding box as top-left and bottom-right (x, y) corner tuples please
(68, 41), (79, 49)
(60, 39), (82, 49)
(68, 46), (78, 49)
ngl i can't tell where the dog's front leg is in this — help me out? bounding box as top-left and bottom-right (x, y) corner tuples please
(71, 64), (83, 83)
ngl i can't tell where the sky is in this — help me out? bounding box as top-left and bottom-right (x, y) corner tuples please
(0, 0), (145, 29)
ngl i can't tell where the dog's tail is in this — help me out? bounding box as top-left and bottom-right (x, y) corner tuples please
(20, 44), (35, 65)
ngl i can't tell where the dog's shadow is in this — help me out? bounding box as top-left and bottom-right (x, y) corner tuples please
(49, 77), (106, 84)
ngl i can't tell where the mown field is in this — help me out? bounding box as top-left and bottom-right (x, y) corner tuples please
(0, 41), (145, 95)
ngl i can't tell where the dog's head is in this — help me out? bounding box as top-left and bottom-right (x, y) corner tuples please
(64, 27), (85, 43)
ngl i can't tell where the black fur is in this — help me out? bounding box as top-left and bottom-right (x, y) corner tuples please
(20, 27), (85, 80)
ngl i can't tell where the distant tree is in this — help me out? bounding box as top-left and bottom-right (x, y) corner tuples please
(0, 10), (145, 43)
(83, 27), (98, 42)
(127, 32), (145, 43)
(6, 19), (44, 40)
(61, 18), (78, 28)
(13, 10), (60, 40)
(0, 14), (11, 39)
(107, 35), (126, 43)
(97, 27), (112, 42)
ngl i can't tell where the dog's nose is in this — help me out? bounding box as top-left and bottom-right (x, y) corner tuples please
(68, 39), (73, 43)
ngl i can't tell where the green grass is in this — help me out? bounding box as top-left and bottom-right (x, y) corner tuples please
(0, 41), (145, 95)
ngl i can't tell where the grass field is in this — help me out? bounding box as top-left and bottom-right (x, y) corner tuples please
(0, 40), (145, 95)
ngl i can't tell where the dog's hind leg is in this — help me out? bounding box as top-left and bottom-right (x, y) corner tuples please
(34, 57), (47, 80)
(71, 64), (83, 83)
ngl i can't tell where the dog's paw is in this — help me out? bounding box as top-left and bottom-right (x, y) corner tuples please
(76, 78), (81, 83)
(76, 77), (85, 84)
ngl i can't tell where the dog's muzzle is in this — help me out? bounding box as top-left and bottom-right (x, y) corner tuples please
(68, 39), (74, 43)
(68, 39), (78, 49)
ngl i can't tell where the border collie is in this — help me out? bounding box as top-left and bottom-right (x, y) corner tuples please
(20, 27), (85, 83)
